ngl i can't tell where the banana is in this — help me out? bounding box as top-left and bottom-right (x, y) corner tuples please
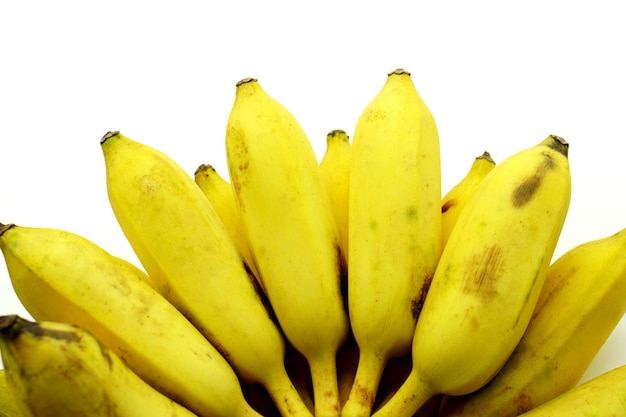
(100, 131), (312, 417)
(0, 369), (22, 417)
(226, 77), (349, 417)
(439, 226), (626, 416)
(0, 315), (197, 417)
(0, 222), (261, 417)
(194, 163), (261, 283)
(342, 68), (442, 416)
(517, 364), (626, 416)
(319, 129), (351, 260)
(372, 135), (571, 417)
(441, 151), (495, 247)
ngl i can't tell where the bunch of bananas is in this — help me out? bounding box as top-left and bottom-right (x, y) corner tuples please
(1, 69), (625, 417)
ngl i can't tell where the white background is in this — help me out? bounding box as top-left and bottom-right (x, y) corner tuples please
(1, 2), (625, 383)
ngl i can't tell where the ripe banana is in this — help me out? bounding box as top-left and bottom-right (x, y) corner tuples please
(0, 222), (261, 417)
(100, 131), (312, 417)
(342, 68), (442, 416)
(0, 315), (198, 417)
(226, 77), (349, 417)
(319, 129), (351, 260)
(372, 135), (571, 417)
(517, 364), (626, 416)
(441, 151), (495, 247)
(194, 163), (261, 283)
(439, 226), (626, 416)
(0, 369), (21, 417)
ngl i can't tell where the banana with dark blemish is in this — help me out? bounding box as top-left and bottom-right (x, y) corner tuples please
(372, 135), (571, 417)
(439, 226), (626, 416)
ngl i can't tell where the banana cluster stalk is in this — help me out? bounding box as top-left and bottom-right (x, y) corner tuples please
(439, 226), (626, 416)
(100, 132), (311, 417)
(342, 69), (442, 417)
(226, 78), (349, 417)
(372, 135), (571, 417)
(0, 315), (197, 417)
(0, 222), (260, 417)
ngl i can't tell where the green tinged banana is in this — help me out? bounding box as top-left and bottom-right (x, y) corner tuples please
(226, 78), (349, 417)
(319, 129), (351, 260)
(441, 151), (495, 247)
(372, 135), (571, 417)
(0, 222), (260, 417)
(439, 227), (626, 416)
(517, 364), (626, 416)
(0, 315), (197, 417)
(100, 132), (311, 417)
(342, 68), (442, 417)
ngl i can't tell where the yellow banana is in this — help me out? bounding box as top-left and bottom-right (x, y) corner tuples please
(517, 364), (626, 416)
(372, 135), (571, 417)
(0, 315), (197, 417)
(100, 131), (311, 417)
(226, 78), (349, 417)
(441, 151), (495, 247)
(439, 226), (626, 416)
(194, 163), (261, 283)
(0, 222), (260, 417)
(319, 129), (351, 259)
(342, 68), (442, 416)
(0, 369), (22, 417)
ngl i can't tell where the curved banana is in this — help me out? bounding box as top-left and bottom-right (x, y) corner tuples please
(342, 68), (442, 416)
(100, 132), (311, 417)
(0, 369), (22, 417)
(0, 315), (197, 417)
(439, 226), (626, 416)
(441, 151), (495, 247)
(0, 222), (261, 417)
(517, 364), (626, 416)
(372, 135), (571, 417)
(194, 163), (261, 284)
(226, 78), (349, 417)
(319, 129), (351, 260)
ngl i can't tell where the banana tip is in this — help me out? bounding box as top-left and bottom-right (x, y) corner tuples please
(236, 77), (257, 87)
(100, 131), (120, 145)
(0, 222), (15, 236)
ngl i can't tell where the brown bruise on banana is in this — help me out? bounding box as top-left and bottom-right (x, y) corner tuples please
(226, 127), (249, 198)
(463, 246), (504, 300)
(411, 272), (434, 321)
(511, 152), (556, 208)
(441, 199), (455, 213)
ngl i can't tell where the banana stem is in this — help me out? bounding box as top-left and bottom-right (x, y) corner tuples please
(263, 368), (314, 417)
(340, 351), (388, 416)
(308, 351), (341, 417)
(371, 368), (434, 417)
